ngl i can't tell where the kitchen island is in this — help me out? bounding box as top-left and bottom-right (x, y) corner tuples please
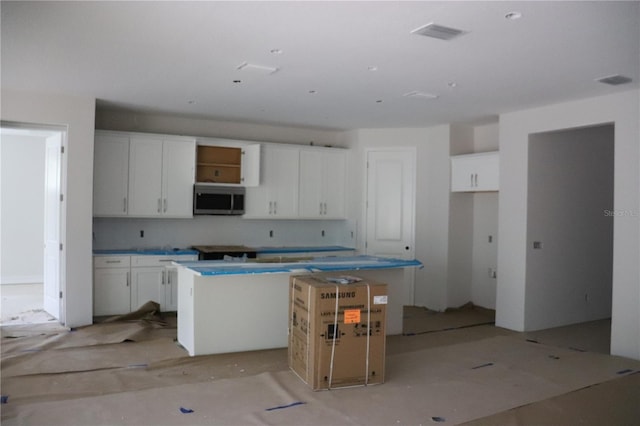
(175, 256), (422, 356)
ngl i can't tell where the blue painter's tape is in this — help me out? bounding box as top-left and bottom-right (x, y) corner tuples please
(471, 362), (494, 370)
(265, 401), (306, 411)
(179, 407), (194, 413)
(186, 255), (423, 276)
(1, 396), (8, 404)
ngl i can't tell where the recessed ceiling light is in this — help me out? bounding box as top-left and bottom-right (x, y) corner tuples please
(505, 11), (522, 20)
(376, 100), (383, 103)
(270, 49), (283, 54)
(308, 90), (317, 94)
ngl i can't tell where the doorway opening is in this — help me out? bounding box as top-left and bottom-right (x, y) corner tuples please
(525, 123), (614, 348)
(1, 122), (67, 325)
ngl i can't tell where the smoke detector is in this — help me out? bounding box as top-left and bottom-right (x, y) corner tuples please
(411, 23), (466, 41)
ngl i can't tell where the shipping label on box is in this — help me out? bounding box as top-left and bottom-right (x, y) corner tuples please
(288, 273), (387, 390)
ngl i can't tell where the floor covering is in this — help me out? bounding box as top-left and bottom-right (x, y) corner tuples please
(1, 306), (638, 425)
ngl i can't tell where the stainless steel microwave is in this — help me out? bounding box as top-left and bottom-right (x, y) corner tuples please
(193, 185), (245, 215)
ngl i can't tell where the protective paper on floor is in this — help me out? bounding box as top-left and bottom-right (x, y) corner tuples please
(402, 304), (495, 335)
(3, 336), (638, 426)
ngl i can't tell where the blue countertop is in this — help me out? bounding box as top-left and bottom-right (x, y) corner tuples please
(177, 255), (422, 276)
(94, 248), (199, 256)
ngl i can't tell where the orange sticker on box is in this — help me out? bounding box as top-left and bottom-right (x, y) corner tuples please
(344, 309), (361, 324)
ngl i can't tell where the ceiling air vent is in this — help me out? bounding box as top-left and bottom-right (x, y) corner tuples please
(596, 74), (632, 86)
(403, 91), (439, 100)
(411, 23), (466, 41)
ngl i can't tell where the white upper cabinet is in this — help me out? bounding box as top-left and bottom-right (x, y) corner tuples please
(244, 144), (300, 218)
(451, 151), (499, 192)
(299, 148), (347, 219)
(94, 131), (195, 218)
(93, 133), (130, 216)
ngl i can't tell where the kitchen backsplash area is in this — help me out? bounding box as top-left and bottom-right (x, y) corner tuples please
(92, 216), (356, 251)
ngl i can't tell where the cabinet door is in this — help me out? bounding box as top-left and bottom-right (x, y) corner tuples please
(474, 153), (499, 191)
(128, 137), (164, 216)
(451, 152), (499, 192)
(269, 146), (299, 217)
(299, 150), (324, 218)
(322, 150), (347, 218)
(299, 149), (347, 219)
(240, 144), (261, 187)
(162, 139), (196, 217)
(245, 145), (299, 218)
(130, 267), (164, 311)
(165, 268), (179, 312)
(93, 268), (130, 316)
(93, 133), (130, 216)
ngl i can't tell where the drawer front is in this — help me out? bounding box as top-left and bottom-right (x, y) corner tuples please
(132, 254), (197, 267)
(94, 256), (131, 268)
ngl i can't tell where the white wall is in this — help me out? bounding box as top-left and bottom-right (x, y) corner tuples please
(497, 90), (640, 360)
(526, 124), (614, 330)
(1, 90), (96, 328)
(0, 134), (45, 284)
(447, 125), (475, 308)
(347, 126), (451, 311)
(471, 123), (500, 309)
(96, 109), (349, 147)
(93, 217), (355, 250)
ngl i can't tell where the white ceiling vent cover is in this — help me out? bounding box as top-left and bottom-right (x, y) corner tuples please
(411, 23), (466, 41)
(596, 74), (632, 86)
(237, 62), (279, 75)
(403, 91), (439, 100)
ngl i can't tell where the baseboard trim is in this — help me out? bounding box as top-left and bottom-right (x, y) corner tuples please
(1, 275), (44, 285)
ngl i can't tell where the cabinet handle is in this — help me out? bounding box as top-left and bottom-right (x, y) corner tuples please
(157, 199), (162, 213)
(319, 202), (323, 215)
(470, 174), (474, 187)
(474, 173), (478, 187)
(324, 202), (327, 215)
(163, 198), (167, 212)
(161, 270), (165, 285)
(126, 271), (130, 287)
(105, 260), (121, 264)
(123, 197), (127, 213)
(273, 201), (277, 215)
(268, 201), (273, 215)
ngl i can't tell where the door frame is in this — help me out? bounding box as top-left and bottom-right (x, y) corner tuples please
(1, 120), (67, 324)
(363, 146), (417, 305)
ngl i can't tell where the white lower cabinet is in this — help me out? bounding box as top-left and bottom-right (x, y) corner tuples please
(93, 253), (197, 316)
(93, 256), (131, 316)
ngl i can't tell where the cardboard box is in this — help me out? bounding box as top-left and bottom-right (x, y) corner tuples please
(288, 273), (387, 390)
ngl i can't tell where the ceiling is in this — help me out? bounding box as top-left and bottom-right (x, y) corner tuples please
(2, 1), (638, 131)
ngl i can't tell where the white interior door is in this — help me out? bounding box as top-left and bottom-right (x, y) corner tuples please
(43, 132), (62, 319)
(365, 149), (416, 259)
